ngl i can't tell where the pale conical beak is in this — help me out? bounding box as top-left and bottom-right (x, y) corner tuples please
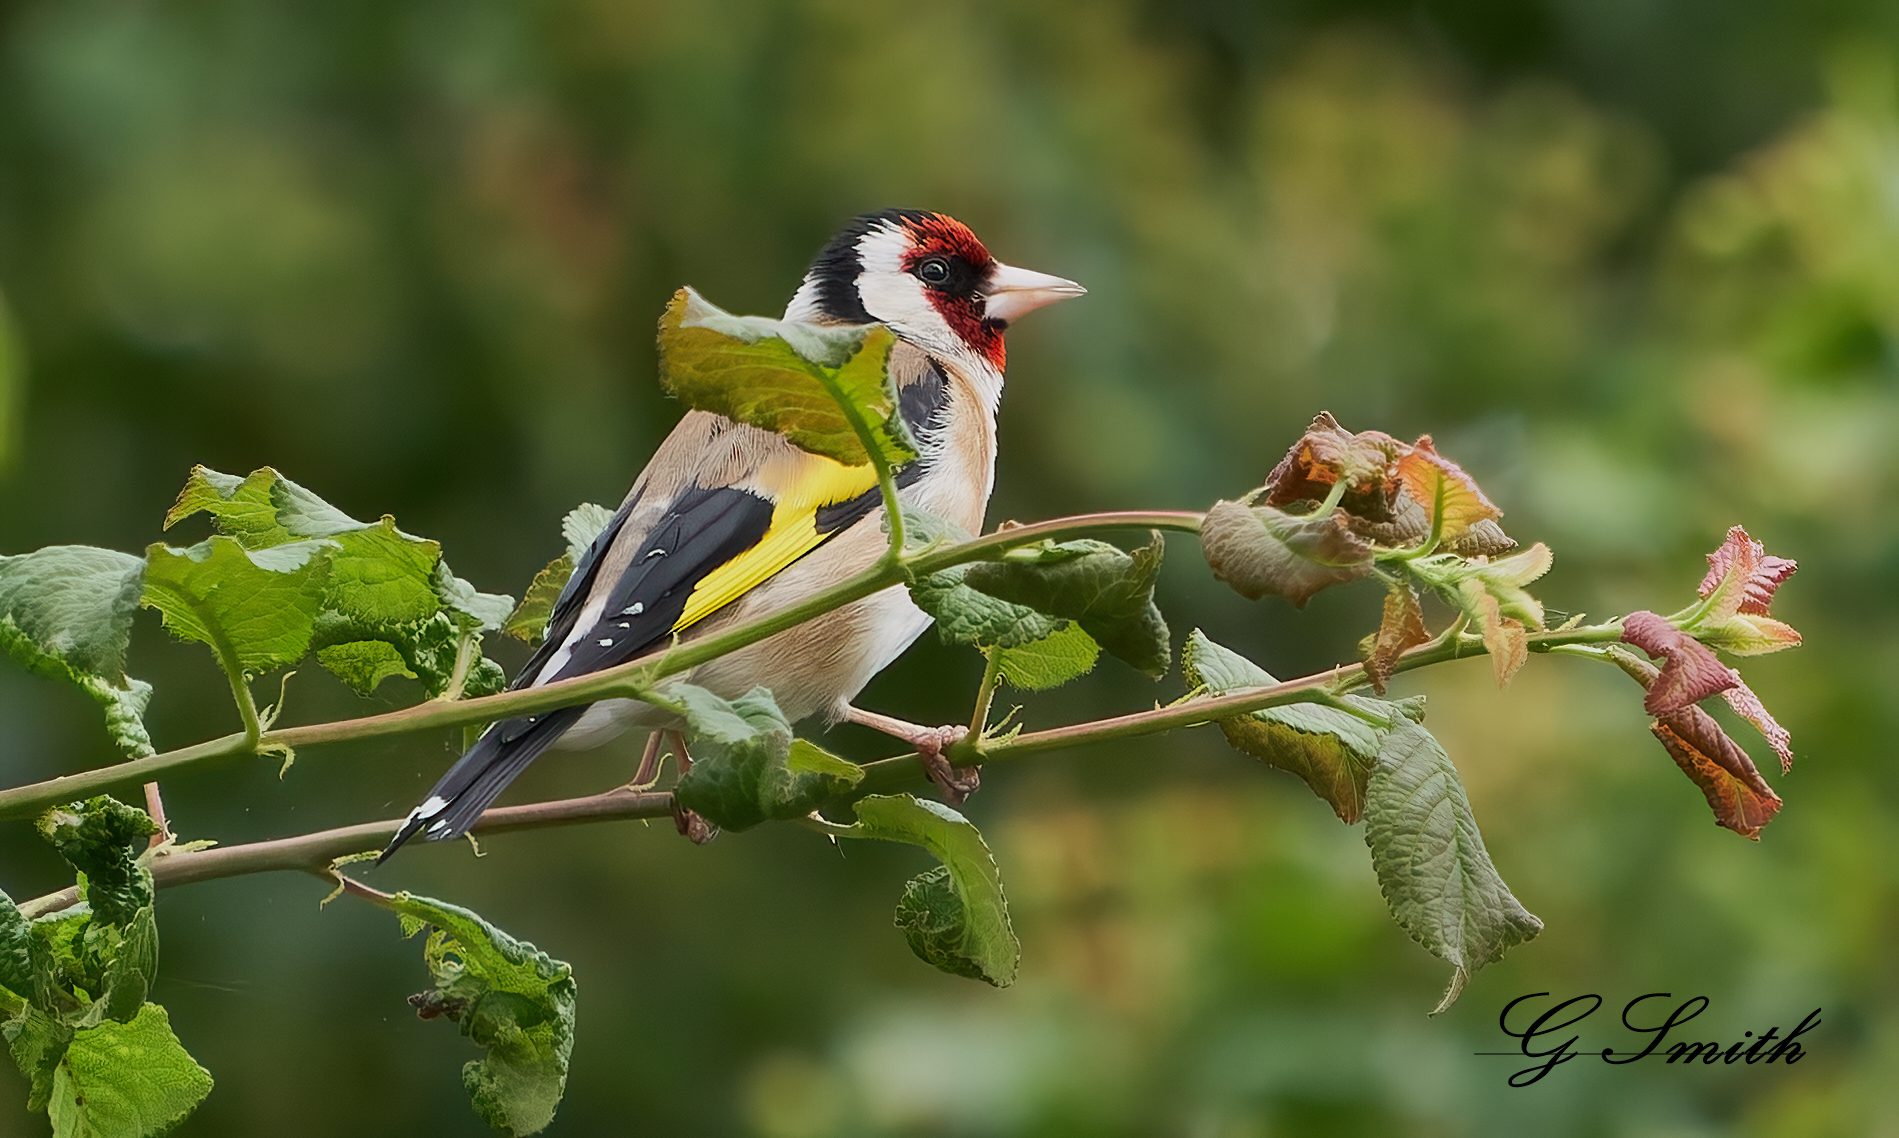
(982, 262), (1087, 324)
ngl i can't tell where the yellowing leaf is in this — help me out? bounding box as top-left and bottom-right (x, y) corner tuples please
(657, 287), (913, 468)
(1395, 437), (1501, 545)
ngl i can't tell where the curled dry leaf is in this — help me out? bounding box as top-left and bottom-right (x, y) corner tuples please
(1263, 412), (1407, 520)
(1363, 584), (1430, 693)
(1620, 610), (1740, 715)
(1460, 581), (1528, 687)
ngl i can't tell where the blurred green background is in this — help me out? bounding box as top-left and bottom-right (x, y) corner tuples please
(2, 1), (1896, 1135)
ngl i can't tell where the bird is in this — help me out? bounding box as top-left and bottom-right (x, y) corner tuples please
(382, 209), (1085, 858)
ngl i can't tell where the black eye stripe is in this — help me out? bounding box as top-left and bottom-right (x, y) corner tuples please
(914, 254), (977, 294)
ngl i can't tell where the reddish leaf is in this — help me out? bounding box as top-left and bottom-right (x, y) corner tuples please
(1263, 412), (1407, 519)
(1395, 437), (1502, 545)
(1364, 584), (1430, 693)
(1651, 712), (1783, 840)
(1698, 525), (1798, 616)
(1610, 649), (1782, 839)
(1620, 610), (1740, 715)
(1692, 526), (1802, 657)
(1722, 681), (1794, 773)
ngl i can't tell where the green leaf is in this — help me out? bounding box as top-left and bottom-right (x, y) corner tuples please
(1183, 631), (1419, 823)
(0, 890), (33, 1002)
(910, 565), (1063, 650)
(434, 565), (514, 636)
(314, 639), (416, 693)
(164, 466), (514, 691)
(504, 503), (615, 643)
(391, 894), (576, 1138)
(831, 794), (1018, 987)
(141, 536), (333, 677)
(44, 1004), (213, 1138)
(1200, 498), (1373, 606)
(657, 286), (914, 468)
(960, 534), (1171, 678)
(0, 546), (155, 757)
(1363, 722), (1543, 1014)
(7, 1005), (73, 1113)
(994, 623), (1101, 691)
(670, 685), (864, 831)
(37, 797), (157, 929)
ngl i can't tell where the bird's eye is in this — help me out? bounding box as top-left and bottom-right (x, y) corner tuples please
(916, 256), (952, 285)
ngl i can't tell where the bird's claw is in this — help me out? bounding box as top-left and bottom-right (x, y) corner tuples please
(672, 799), (718, 845)
(914, 724), (980, 806)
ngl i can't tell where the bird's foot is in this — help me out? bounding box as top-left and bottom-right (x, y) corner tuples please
(913, 724), (980, 806)
(672, 800), (718, 845)
(661, 729), (717, 844)
(841, 705), (981, 806)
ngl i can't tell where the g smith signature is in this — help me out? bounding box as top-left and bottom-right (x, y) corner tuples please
(1487, 993), (1821, 1087)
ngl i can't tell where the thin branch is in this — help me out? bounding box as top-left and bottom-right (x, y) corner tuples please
(23, 787), (677, 917)
(13, 613), (1630, 919)
(142, 782), (171, 849)
(0, 509), (1205, 820)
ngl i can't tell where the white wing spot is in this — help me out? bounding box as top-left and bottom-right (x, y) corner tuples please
(426, 819), (451, 836)
(626, 602), (645, 616)
(412, 795), (448, 821)
(645, 549), (667, 560)
(617, 621), (630, 629)
(598, 638), (614, 647)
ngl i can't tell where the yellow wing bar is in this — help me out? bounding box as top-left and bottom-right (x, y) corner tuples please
(670, 454), (880, 633)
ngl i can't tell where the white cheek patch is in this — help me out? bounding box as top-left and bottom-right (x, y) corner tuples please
(853, 224), (959, 353)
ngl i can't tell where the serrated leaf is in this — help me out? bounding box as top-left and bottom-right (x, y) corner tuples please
(657, 286), (914, 467)
(37, 798), (156, 929)
(1183, 631), (1418, 822)
(141, 536), (333, 677)
(44, 1004), (213, 1138)
(994, 624), (1100, 691)
(670, 685), (864, 831)
(504, 502), (616, 643)
(1201, 498), (1374, 607)
(1363, 583), (1430, 693)
(0, 546), (155, 757)
(960, 534), (1170, 678)
(391, 894), (576, 1138)
(558, 504), (616, 564)
(434, 565), (514, 636)
(0, 890), (33, 1001)
(313, 640), (417, 694)
(5, 1004), (71, 1112)
(831, 794), (1018, 987)
(165, 466), (513, 689)
(1363, 723), (1542, 1014)
(910, 565), (1063, 650)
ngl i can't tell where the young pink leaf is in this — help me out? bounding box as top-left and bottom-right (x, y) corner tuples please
(1620, 610), (1741, 714)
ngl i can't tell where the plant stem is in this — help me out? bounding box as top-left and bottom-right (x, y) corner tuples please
(0, 509), (1203, 820)
(14, 616), (1626, 917)
(968, 650), (1003, 737)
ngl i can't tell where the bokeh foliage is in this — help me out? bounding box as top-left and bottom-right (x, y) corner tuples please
(1, 0), (1895, 1135)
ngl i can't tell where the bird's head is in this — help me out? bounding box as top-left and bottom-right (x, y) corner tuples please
(787, 209), (1085, 373)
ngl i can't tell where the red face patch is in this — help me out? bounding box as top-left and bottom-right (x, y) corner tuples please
(899, 214), (1006, 370)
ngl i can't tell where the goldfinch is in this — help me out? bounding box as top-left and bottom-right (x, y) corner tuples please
(385, 210), (1084, 855)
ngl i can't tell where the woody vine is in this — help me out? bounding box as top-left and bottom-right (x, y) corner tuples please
(0, 291), (1803, 1137)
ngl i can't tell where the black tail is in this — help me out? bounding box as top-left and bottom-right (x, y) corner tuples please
(379, 706), (588, 862)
